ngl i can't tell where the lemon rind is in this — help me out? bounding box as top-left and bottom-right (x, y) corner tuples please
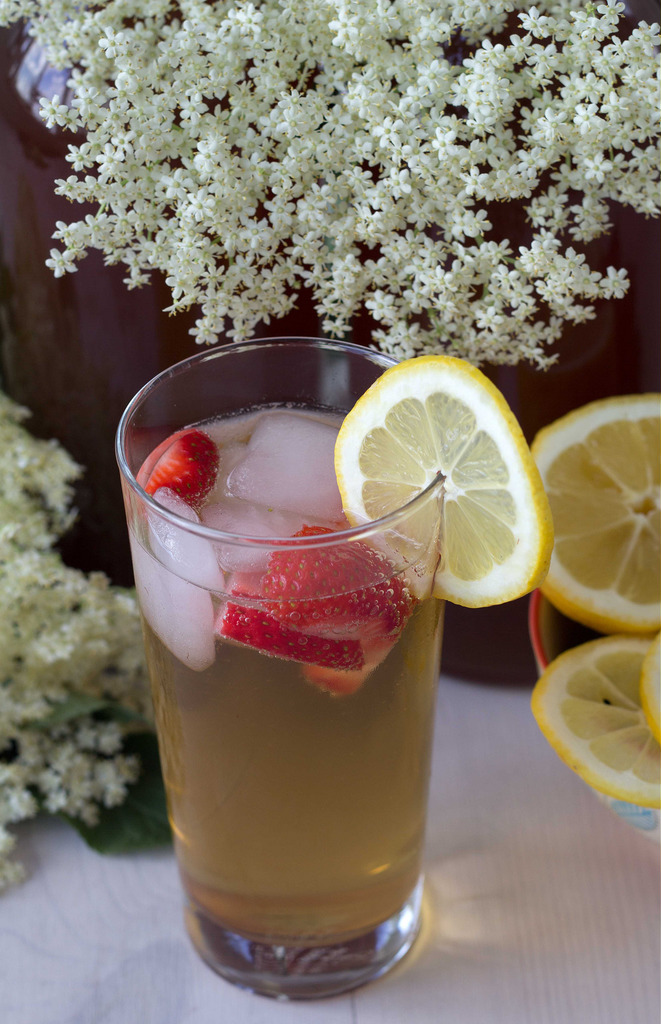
(532, 393), (660, 460)
(540, 575), (661, 636)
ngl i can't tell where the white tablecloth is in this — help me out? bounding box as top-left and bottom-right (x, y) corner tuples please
(2, 674), (659, 1024)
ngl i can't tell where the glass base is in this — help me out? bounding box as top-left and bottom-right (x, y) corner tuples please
(184, 877), (424, 1000)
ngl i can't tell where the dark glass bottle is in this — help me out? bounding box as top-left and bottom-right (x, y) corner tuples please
(0, 25), (191, 582)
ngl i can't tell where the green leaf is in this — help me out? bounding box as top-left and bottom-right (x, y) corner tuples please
(30, 692), (150, 729)
(62, 732), (172, 854)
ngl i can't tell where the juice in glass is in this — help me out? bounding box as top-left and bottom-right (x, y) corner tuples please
(117, 339), (444, 998)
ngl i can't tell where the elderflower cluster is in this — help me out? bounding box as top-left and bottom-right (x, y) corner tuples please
(0, 392), (150, 890)
(0, 1), (658, 366)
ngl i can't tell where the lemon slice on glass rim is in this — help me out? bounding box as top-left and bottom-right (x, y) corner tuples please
(531, 394), (660, 635)
(531, 633), (660, 808)
(334, 354), (553, 607)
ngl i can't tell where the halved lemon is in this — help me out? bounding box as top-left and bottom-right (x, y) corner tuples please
(531, 634), (660, 808)
(334, 355), (553, 607)
(531, 394), (660, 634)
(640, 632), (660, 744)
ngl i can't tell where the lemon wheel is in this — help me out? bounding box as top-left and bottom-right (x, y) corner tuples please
(335, 355), (553, 607)
(531, 634), (660, 808)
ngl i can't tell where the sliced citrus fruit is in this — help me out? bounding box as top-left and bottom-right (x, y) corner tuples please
(531, 634), (660, 808)
(531, 394), (660, 634)
(640, 632), (660, 744)
(334, 354), (553, 607)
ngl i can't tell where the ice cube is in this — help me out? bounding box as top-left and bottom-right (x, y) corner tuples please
(149, 487), (224, 592)
(201, 495), (307, 571)
(227, 411), (344, 521)
(201, 411), (255, 448)
(129, 532), (216, 672)
(204, 443), (249, 505)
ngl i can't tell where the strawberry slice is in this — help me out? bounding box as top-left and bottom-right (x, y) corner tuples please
(302, 664), (370, 696)
(217, 602), (364, 671)
(217, 526), (414, 695)
(261, 526), (416, 642)
(302, 637), (397, 696)
(137, 428), (219, 508)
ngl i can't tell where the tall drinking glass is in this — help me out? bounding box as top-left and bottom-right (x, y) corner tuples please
(116, 338), (444, 999)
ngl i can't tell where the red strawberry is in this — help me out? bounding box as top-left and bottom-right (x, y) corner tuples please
(302, 636), (397, 696)
(217, 527), (414, 694)
(261, 526), (416, 642)
(302, 664), (369, 696)
(137, 428), (219, 508)
(217, 602), (364, 671)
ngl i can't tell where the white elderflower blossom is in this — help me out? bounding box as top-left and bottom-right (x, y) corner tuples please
(0, 1), (658, 367)
(0, 393), (151, 891)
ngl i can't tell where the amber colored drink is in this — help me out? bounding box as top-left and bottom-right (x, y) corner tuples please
(146, 596), (442, 944)
(117, 339), (445, 998)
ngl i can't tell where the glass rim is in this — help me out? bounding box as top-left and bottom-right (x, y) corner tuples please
(116, 335), (444, 551)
